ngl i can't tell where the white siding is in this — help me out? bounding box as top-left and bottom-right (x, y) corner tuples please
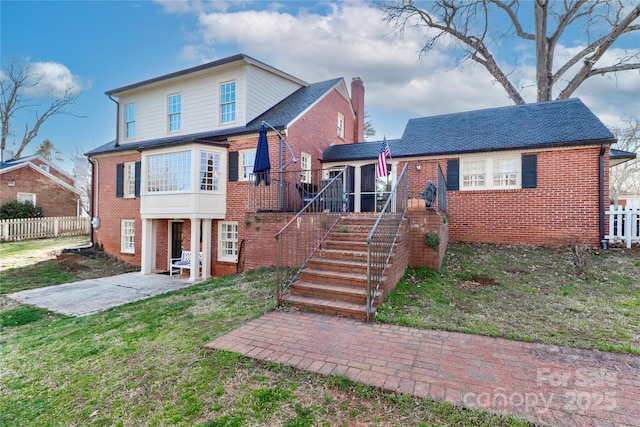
(246, 65), (303, 123)
(114, 63), (303, 145)
(115, 65), (247, 143)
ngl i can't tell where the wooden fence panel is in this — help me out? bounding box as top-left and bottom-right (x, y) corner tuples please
(0, 217), (91, 242)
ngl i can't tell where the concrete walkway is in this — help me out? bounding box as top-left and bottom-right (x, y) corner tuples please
(205, 311), (640, 427)
(7, 272), (193, 316)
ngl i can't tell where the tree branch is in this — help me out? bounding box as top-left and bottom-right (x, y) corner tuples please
(553, 21), (640, 84)
(558, 3), (640, 99)
(488, 0), (535, 40)
(588, 62), (640, 77)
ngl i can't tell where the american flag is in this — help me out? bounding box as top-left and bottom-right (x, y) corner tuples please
(376, 137), (390, 179)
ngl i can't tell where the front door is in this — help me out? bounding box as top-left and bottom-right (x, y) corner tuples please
(170, 221), (183, 260)
(360, 163), (392, 213)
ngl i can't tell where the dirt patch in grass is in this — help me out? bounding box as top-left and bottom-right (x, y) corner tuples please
(0, 238), (139, 296)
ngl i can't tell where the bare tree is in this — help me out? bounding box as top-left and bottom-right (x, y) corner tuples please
(381, 0), (640, 104)
(1, 60), (80, 161)
(610, 119), (640, 203)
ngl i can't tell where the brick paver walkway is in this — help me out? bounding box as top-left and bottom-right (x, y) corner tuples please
(205, 311), (640, 426)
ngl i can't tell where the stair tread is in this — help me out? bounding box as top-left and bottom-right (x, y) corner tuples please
(292, 280), (381, 297)
(301, 268), (368, 280)
(317, 248), (368, 256)
(282, 294), (373, 313)
(308, 257), (368, 267)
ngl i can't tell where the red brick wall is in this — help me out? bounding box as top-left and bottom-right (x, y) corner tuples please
(28, 159), (75, 186)
(0, 166), (79, 217)
(405, 146), (607, 247)
(288, 87), (357, 171)
(406, 210), (449, 269)
(92, 153), (142, 265)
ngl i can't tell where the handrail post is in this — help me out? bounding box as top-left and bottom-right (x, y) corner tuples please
(276, 233), (282, 306)
(366, 244), (372, 322)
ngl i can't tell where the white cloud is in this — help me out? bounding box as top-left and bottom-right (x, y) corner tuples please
(22, 61), (89, 99)
(162, 1), (639, 135)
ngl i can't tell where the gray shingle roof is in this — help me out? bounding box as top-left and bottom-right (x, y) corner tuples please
(247, 78), (343, 129)
(87, 78), (343, 157)
(323, 139), (401, 162)
(323, 98), (615, 162)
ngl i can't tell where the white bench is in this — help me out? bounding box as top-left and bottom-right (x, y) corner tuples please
(170, 251), (202, 276)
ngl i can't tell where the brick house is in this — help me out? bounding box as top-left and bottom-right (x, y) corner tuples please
(86, 54), (365, 279)
(0, 155), (82, 217)
(323, 98), (617, 247)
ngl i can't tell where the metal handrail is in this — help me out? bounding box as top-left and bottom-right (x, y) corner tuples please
(437, 162), (447, 212)
(366, 164), (409, 321)
(275, 167), (349, 305)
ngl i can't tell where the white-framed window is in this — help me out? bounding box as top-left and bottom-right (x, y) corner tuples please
(492, 157), (519, 187)
(220, 81), (236, 124)
(39, 164), (50, 173)
(146, 151), (191, 192)
(337, 112), (345, 138)
(17, 192), (36, 205)
(121, 219), (135, 254)
(462, 159), (486, 188)
(123, 162), (136, 198)
(218, 221), (238, 262)
(461, 154), (520, 190)
(200, 151), (221, 191)
(125, 103), (136, 138)
(168, 94), (181, 132)
(300, 152), (311, 183)
(240, 150), (255, 181)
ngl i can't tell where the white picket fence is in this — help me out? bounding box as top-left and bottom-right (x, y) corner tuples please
(605, 205), (640, 248)
(0, 216), (91, 242)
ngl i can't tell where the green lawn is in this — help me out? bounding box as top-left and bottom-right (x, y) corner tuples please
(377, 243), (640, 354)
(0, 240), (532, 426)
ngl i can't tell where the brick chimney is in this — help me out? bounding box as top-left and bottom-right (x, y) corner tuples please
(351, 77), (365, 143)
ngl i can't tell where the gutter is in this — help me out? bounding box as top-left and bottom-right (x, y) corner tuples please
(108, 95), (120, 147)
(599, 144), (606, 249)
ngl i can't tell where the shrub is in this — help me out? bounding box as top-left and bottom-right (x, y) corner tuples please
(0, 200), (43, 220)
(424, 232), (440, 248)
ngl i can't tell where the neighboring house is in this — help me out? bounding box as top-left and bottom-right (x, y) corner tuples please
(86, 54), (365, 279)
(323, 98), (616, 247)
(0, 154), (82, 217)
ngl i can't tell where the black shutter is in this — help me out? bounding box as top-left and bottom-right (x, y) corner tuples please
(522, 154), (537, 188)
(116, 163), (124, 197)
(228, 151), (239, 182)
(446, 159), (459, 191)
(134, 161), (142, 197)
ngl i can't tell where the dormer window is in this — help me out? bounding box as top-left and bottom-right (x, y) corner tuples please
(168, 94), (181, 132)
(220, 81), (236, 124)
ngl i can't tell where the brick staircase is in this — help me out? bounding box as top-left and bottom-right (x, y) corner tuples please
(281, 214), (395, 320)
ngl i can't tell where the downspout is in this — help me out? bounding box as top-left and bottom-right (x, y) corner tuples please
(108, 94), (120, 147)
(89, 157), (99, 244)
(599, 144), (606, 249)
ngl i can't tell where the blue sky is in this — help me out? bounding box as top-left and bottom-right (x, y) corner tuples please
(2, 0), (639, 173)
